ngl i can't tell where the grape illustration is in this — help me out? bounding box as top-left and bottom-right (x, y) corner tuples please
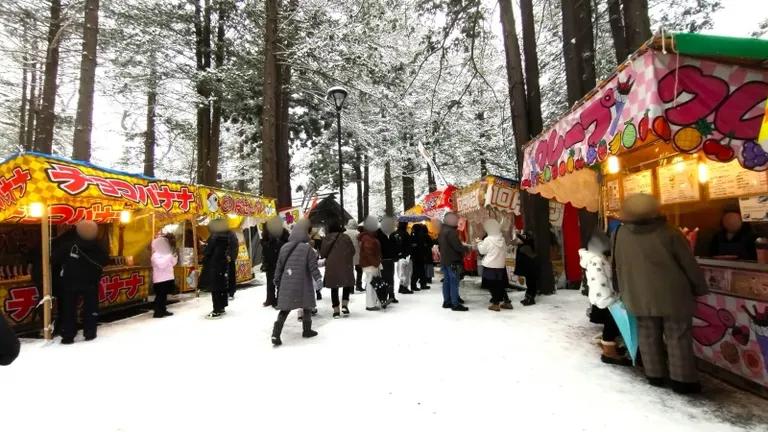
(586, 145), (597, 165)
(743, 141), (768, 169)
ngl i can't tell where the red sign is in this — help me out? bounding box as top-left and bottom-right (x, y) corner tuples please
(9, 203), (122, 225)
(46, 164), (194, 212)
(219, 194), (265, 216)
(4, 285), (38, 323)
(99, 272), (144, 303)
(0, 167), (32, 211)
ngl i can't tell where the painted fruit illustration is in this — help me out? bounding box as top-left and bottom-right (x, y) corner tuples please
(586, 145), (597, 165)
(567, 149), (575, 173)
(597, 140), (608, 161)
(720, 340), (740, 365)
(638, 109), (650, 141)
(622, 119), (637, 148)
(559, 160), (567, 177)
(731, 325), (750, 346)
(609, 133), (621, 155)
(743, 349), (763, 374)
(742, 141), (768, 169)
(673, 119), (714, 153)
(551, 163), (559, 179)
(575, 149), (585, 170)
(522, 179), (531, 188)
(652, 116), (671, 141)
(544, 165), (552, 181)
(702, 137), (735, 162)
(744, 304), (768, 373)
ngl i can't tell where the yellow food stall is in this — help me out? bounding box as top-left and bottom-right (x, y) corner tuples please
(520, 32), (768, 396)
(0, 152), (197, 337)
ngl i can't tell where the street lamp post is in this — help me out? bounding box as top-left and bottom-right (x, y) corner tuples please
(327, 86), (348, 215)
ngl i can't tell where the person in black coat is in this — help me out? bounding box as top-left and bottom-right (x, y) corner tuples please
(27, 227), (78, 333)
(51, 221), (109, 344)
(410, 224), (432, 291)
(200, 219), (236, 319)
(0, 313), (20, 366)
(515, 231), (538, 306)
(376, 216), (399, 303)
(709, 211), (757, 260)
(226, 228), (239, 300)
(260, 217), (289, 308)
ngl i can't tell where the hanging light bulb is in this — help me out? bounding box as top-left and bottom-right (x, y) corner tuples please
(120, 210), (132, 224)
(29, 202), (44, 218)
(607, 156), (620, 174)
(698, 163), (708, 183)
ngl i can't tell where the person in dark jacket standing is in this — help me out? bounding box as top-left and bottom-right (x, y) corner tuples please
(515, 231), (538, 306)
(271, 227), (323, 345)
(0, 312), (21, 365)
(226, 228), (239, 300)
(28, 227), (78, 334)
(376, 216), (399, 303)
(261, 217), (289, 307)
(438, 212), (469, 311)
(410, 224), (431, 291)
(320, 220), (356, 318)
(394, 221), (414, 295)
(709, 210), (757, 260)
(51, 221), (108, 344)
(200, 219), (235, 319)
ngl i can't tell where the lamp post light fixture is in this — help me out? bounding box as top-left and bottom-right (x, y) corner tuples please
(328, 86), (348, 215)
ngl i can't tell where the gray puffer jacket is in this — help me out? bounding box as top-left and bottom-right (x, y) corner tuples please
(274, 228), (322, 311)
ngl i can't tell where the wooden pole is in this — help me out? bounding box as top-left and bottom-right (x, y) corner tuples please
(41, 205), (52, 341)
(151, 212), (156, 237)
(191, 216), (200, 297)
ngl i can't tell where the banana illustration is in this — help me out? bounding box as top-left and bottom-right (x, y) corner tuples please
(609, 133), (621, 155)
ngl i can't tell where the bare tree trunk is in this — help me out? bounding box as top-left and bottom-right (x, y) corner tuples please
(520, 0), (543, 135)
(207, 0), (228, 186)
(479, 158), (487, 177)
(34, 0), (62, 154)
(560, 0), (581, 106)
(237, 139), (246, 191)
(426, 163), (437, 192)
(194, 0), (213, 184)
(499, 0), (529, 172)
(260, 0), (280, 199)
(354, 144), (363, 221)
(19, 51), (28, 149)
(71, 0), (100, 162)
(607, 0), (630, 63)
(402, 163), (415, 211)
(363, 153), (370, 217)
(622, 0), (651, 52)
(144, 62), (157, 177)
(276, 0), (296, 208)
(575, 0), (596, 92)
(384, 161), (393, 217)
(25, 61), (37, 151)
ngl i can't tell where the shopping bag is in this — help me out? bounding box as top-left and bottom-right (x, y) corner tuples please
(370, 275), (391, 302)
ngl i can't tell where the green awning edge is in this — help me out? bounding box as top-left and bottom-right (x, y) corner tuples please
(671, 32), (768, 61)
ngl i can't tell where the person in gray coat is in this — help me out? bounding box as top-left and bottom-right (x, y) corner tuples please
(344, 219), (363, 292)
(271, 226), (323, 346)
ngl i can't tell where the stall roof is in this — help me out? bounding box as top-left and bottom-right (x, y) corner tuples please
(650, 33), (768, 69)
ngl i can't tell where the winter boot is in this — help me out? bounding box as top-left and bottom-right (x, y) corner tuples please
(342, 300), (350, 315)
(333, 307), (341, 319)
(302, 320), (318, 338)
(271, 321), (284, 346)
(451, 304), (469, 312)
(647, 377), (665, 388)
(316, 291), (322, 300)
(458, 297), (465, 304)
(442, 301), (452, 309)
(421, 284), (430, 290)
(500, 301), (514, 310)
(411, 283), (421, 292)
(488, 304), (501, 312)
(671, 380), (702, 394)
(399, 286), (413, 294)
(521, 295), (536, 306)
(600, 341), (633, 366)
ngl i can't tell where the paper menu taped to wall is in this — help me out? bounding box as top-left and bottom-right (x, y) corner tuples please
(605, 180), (620, 210)
(708, 159), (768, 200)
(622, 170), (652, 196)
(658, 160), (700, 205)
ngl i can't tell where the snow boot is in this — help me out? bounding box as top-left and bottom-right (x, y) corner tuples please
(333, 307), (341, 319)
(451, 304), (469, 312)
(271, 321), (284, 346)
(61, 338), (75, 345)
(500, 301), (514, 310)
(316, 291), (322, 300)
(647, 377), (665, 388)
(488, 304), (501, 312)
(302, 320), (318, 338)
(442, 301), (452, 309)
(206, 311), (224, 320)
(521, 295), (536, 306)
(458, 297), (465, 304)
(671, 380), (702, 395)
(399, 286), (413, 294)
(600, 341), (632, 366)
(342, 300), (350, 315)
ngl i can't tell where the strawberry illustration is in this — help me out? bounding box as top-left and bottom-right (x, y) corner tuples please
(551, 163), (559, 179)
(597, 140), (608, 162)
(522, 179), (531, 188)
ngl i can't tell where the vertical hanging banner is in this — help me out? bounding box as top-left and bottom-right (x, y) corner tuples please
(417, 142), (448, 189)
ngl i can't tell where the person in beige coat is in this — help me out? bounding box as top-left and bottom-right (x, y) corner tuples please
(612, 193), (709, 394)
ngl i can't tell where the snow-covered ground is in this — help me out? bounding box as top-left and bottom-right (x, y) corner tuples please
(4, 274), (768, 432)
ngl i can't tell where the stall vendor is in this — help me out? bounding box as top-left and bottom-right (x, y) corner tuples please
(709, 211), (757, 261)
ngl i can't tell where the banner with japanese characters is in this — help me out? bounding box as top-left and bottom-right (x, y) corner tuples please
(196, 186), (276, 221)
(0, 153), (196, 224)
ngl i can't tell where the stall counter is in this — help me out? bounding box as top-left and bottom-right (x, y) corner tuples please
(1, 266), (150, 331)
(693, 258), (768, 397)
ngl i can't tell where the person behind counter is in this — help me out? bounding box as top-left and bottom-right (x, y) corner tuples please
(52, 221), (109, 344)
(151, 236), (177, 318)
(709, 211), (757, 261)
(612, 193), (709, 394)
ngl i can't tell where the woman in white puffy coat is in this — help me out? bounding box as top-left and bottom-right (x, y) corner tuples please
(476, 219), (513, 312)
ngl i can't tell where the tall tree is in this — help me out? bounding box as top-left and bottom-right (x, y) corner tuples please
(354, 144), (363, 221)
(402, 164), (415, 211)
(261, 0), (280, 199)
(363, 153), (370, 217)
(275, 0), (298, 208)
(18, 32), (29, 149)
(384, 160), (393, 216)
(607, 0), (630, 63)
(207, 0), (229, 185)
(143, 60), (157, 177)
(24, 60), (37, 151)
(622, 0), (651, 51)
(34, 0), (62, 154)
(194, 0), (213, 184)
(72, 0), (101, 162)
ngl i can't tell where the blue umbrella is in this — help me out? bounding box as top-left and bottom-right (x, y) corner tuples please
(608, 300), (639, 365)
(397, 214), (430, 223)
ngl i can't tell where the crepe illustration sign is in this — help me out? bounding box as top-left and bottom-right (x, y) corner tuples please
(197, 187), (276, 220)
(521, 50), (768, 190)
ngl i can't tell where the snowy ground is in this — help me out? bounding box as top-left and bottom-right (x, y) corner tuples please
(5, 274), (768, 432)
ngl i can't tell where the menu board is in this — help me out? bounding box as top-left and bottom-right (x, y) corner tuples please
(738, 195), (768, 222)
(622, 170), (653, 196)
(707, 159), (768, 199)
(658, 160), (700, 204)
(605, 180), (620, 210)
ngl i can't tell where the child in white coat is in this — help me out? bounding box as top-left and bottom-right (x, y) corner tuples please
(476, 219), (513, 311)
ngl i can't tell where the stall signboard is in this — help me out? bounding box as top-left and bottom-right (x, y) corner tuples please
(0, 153), (197, 224)
(455, 176), (520, 216)
(279, 206), (301, 227)
(521, 50), (768, 190)
(693, 294), (768, 389)
(1, 267), (150, 327)
(421, 185), (457, 219)
(196, 186), (276, 220)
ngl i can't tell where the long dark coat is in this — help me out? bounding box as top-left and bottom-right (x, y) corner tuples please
(0, 312), (20, 366)
(261, 229), (289, 273)
(320, 232), (356, 288)
(199, 232), (234, 292)
(274, 228), (321, 310)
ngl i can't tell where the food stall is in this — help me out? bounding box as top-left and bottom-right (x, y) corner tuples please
(0, 152), (197, 337)
(520, 32), (768, 396)
(454, 175), (567, 287)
